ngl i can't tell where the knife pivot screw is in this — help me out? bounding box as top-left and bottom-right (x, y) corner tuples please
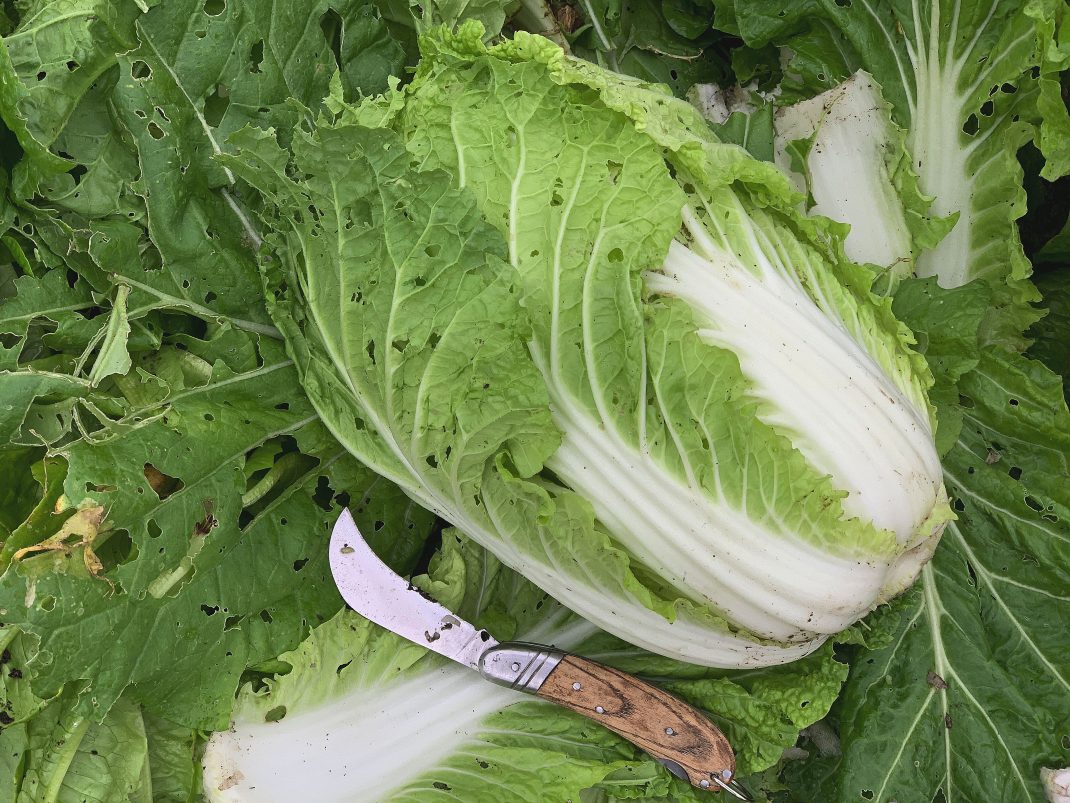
(572, 682), (582, 691)
(595, 706), (605, 714)
(665, 727), (675, 736)
(511, 662), (521, 672)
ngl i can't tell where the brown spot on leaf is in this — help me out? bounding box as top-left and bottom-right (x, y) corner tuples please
(194, 500), (218, 537)
(555, 4), (583, 32)
(927, 671), (948, 690)
(10, 507), (113, 589)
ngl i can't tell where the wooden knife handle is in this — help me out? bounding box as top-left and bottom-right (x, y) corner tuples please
(537, 654), (736, 792)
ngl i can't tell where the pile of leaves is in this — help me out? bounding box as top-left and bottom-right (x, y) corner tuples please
(0, 1), (1067, 801)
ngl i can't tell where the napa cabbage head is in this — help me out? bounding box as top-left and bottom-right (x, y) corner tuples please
(221, 24), (951, 668)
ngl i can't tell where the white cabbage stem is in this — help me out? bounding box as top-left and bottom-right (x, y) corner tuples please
(203, 661), (522, 802)
(774, 73), (915, 274)
(203, 617), (594, 802)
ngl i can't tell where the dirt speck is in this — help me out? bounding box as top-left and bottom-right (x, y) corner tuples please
(407, 582), (436, 602)
(218, 771), (245, 791)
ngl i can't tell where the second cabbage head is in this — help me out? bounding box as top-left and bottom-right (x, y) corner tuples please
(224, 24), (951, 668)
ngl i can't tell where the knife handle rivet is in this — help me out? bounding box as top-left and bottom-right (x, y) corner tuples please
(700, 780), (711, 789)
(511, 662), (521, 672)
(595, 706), (605, 714)
(572, 682), (582, 691)
(665, 727), (675, 736)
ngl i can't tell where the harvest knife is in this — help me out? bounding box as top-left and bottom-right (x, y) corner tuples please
(329, 509), (753, 800)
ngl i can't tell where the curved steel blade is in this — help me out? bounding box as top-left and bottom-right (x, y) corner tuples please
(329, 508), (497, 669)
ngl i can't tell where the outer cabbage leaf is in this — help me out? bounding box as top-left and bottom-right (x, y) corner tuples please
(33, 76), (142, 219)
(203, 534), (848, 802)
(716, 0), (1067, 319)
(771, 72), (956, 282)
(0, 261), (431, 792)
(891, 278), (993, 453)
(375, 0), (524, 43)
(1029, 269), (1070, 389)
(786, 279), (1070, 803)
(12, 693), (188, 803)
(1037, 210), (1070, 266)
(1035, 4), (1070, 181)
(566, 0), (733, 97)
(701, 98), (778, 163)
(0, 268), (95, 446)
(0, 311), (434, 727)
(2, 687), (200, 802)
(0, 0), (145, 194)
(0, 370), (90, 447)
(0, 449), (42, 542)
(688, 72), (952, 285)
(0, 625), (201, 802)
(107, 0), (402, 331)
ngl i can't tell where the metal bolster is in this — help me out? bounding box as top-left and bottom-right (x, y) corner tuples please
(478, 642), (565, 693)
